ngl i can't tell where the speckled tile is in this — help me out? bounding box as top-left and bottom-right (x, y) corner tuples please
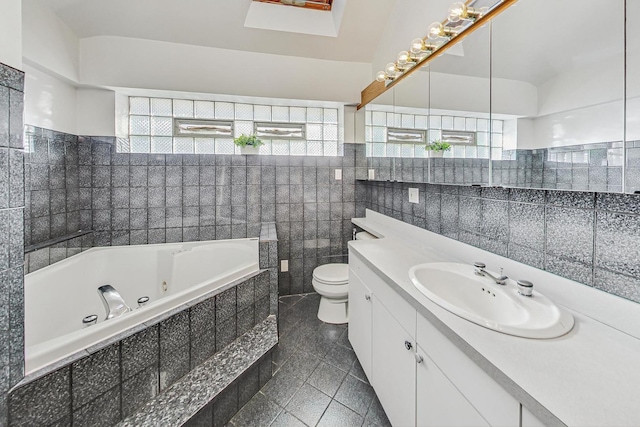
(190, 298), (216, 338)
(238, 365), (261, 408)
(334, 374), (376, 417)
(270, 410), (307, 427)
(317, 399), (364, 427)
(72, 385), (120, 427)
(160, 345), (190, 391)
(237, 305), (256, 336)
(231, 391), (281, 427)
(593, 268), (640, 303)
(255, 271), (271, 300)
(596, 192), (640, 214)
(545, 255), (593, 286)
(118, 316), (277, 427)
(122, 364), (159, 417)
(481, 186), (509, 200)
(213, 383), (238, 427)
(71, 343), (120, 409)
(216, 315), (237, 352)
(307, 362), (348, 398)
(277, 349), (321, 382)
(440, 194), (459, 237)
(323, 343), (356, 373)
(509, 188), (545, 204)
(183, 402), (212, 427)
(481, 199), (509, 242)
(216, 287), (237, 322)
(595, 211), (640, 278)
(121, 325), (159, 380)
(546, 190), (595, 209)
(507, 243), (545, 270)
(509, 202), (545, 251)
(285, 383), (331, 427)
(237, 279), (255, 310)
(364, 395), (392, 427)
(9, 367), (70, 427)
(459, 196), (482, 233)
(545, 206), (594, 264)
(190, 326), (216, 368)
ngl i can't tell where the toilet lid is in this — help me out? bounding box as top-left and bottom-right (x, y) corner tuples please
(313, 263), (349, 284)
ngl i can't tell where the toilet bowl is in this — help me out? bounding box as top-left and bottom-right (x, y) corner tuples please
(312, 231), (376, 324)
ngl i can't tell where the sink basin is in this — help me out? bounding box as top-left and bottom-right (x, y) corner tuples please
(408, 262), (574, 339)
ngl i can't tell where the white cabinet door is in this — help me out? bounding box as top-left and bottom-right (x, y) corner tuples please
(348, 268), (373, 380)
(372, 297), (416, 427)
(416, 346), (490, 427)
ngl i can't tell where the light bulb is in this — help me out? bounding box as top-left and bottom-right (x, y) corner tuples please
(385, 62), (398, 78)
(428, 22), (444, 40)
(410, 38), (425, 54)
(397, 51), (411, 65)
(375, 70), (387, 82)
(448, 2), (466, 23)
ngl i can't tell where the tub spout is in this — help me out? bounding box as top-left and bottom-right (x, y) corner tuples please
(98, 285), (132, 320)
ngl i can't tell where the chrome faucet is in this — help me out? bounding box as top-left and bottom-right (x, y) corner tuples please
(98, 285), (131, 320)
(473, 262), (508, 285)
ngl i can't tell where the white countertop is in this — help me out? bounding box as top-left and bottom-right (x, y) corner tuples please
(350, 211), (640, 427)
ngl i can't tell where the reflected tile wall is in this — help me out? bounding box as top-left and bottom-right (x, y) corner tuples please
(0, 62), (25, 426)
(359, 181), (640, 304)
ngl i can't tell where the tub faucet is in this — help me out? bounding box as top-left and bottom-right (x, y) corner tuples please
(473, 262), (508, 285)
(98, 285), (131, 320)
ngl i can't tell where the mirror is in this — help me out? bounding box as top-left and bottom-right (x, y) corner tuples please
(491, 0), (625, 192)
(363, 0), (638, 194)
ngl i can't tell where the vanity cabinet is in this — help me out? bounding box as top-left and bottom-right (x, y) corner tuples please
(349, 252), (523, 427)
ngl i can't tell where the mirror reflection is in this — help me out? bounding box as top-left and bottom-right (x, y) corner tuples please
(491, 0), (625, 192)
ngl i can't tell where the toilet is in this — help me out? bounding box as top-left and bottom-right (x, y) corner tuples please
(312, 231), (376, 324)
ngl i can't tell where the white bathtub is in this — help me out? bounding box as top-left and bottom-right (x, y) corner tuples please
(24, 238), (260, 375)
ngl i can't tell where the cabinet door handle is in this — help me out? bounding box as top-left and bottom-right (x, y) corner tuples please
(415, 353), (424, 364)
(404, 340), (413, 351)
(365, 294), (371, 301)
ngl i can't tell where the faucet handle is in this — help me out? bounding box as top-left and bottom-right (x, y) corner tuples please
(516, 280), (534, 297)
(473, 262), (486, 269)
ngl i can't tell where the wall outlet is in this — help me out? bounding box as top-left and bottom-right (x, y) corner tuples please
(368, 169), (375, 180)
(408, 188), (419, 203)
(281, 260), (288, 272)
(335, 169), (342, 180)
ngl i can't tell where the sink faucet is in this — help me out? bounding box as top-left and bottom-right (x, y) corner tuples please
(98, 285), (131, 320)
(473, 262), (508, 285)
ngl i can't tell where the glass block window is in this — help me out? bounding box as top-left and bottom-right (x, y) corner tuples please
(124, 96), (342, 156)
(365, 105), (503, 159)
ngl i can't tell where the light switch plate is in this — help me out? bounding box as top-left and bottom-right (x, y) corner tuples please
(335, 169), (342, 180)
(281, 260), (288, 272)
(409, 188), (419, 203)
(368, 169), (375, 180)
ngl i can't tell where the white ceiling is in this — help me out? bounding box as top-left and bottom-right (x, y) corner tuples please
(37, 0), (397, 63)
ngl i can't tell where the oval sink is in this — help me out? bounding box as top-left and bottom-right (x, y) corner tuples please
(408, 262), (574, 339)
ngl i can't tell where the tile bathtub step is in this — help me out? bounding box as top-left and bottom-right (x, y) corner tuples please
(117, 315), (278, 427)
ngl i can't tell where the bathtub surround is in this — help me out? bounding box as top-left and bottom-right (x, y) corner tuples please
(357, 181), (640, 304)
(122, 316), (277, 427)
(9, 269), (274, 426)
(0, 62), (25, 426)
(23, 126), (366, 297)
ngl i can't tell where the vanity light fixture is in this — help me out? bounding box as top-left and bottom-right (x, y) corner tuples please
(448, 2), (486, 23)
(362, 0), (517, 110)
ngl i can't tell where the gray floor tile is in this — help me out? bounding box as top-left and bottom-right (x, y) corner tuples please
(363, 396), (391, 427)
(277, 349), (322, 381)
(230, 392), (282, 427)
(285, 383), (331, 427)
(261, 371), (305, 407)
(324, 343), (356, 373)
(317, 400), (363, 427)
(307, 362), (348, 398)
(269, 410), (308, 427)
(334, 374), (376, 417)
(349, 358), (369, 384)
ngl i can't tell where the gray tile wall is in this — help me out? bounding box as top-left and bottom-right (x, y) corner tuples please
(8, 271), (272, 426)
(0, 62), (25, 426)
(24, 127), (368, 297)
(359, 181), (640, 304)
(367, 157), (490, 185)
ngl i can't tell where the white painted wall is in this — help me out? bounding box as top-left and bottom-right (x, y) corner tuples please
(80, 36), (371, 104)
(24, 65), (78, 134)
(76, 88), (116, 136)
(22, 0), (79, 81)
(0, 0), (22, 69)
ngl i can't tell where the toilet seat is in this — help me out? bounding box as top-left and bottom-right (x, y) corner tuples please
(312, 263), (348, 284)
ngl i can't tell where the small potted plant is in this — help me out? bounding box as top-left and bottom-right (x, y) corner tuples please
(425, 139), (451, 158)
(233, 134), (264, 155)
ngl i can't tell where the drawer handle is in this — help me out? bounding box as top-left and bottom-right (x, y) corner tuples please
(404, 340), (413, 351)
(365, 294), (371, 301)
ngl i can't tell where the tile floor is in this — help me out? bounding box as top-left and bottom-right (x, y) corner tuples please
(228, 293), (391, 427)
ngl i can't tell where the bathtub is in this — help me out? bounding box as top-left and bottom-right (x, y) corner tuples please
(24, 238), (260, 375)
